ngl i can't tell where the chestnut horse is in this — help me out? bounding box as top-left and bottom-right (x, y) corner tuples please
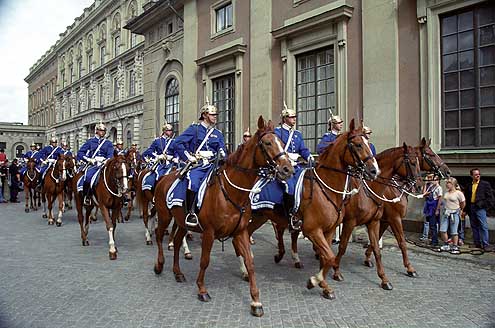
(360, 138), (451, 274)
(23, 158), (40, 212)
(122, 148), (141, 222)
(245, 119), (379, 300)
(63, 155), (76, 211)
(73, 155), (130, 260)
(41, 156), (67, 226)
(153, 116), (294, 317)
(329, 143), (423, 289)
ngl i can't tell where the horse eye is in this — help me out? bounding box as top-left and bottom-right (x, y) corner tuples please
(264, 141), (272, 146)
(355, 143), (362, 149)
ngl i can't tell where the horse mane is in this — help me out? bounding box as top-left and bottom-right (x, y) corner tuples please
(375, 147), (403, 161)
(318, 132), (349, 163)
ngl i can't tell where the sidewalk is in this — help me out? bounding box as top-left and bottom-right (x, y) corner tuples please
(351, 226), (495, 269)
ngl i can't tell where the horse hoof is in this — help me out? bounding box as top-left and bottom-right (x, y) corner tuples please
(314, 253), (320, 260)
(364, 260), (374, 268)
(294, 262), (304, 269)
(250, 305), (264, 317)
(274, 254), (282, 263)
(242, 274), (249, 282)
(109, 252), (117, 260)
(322, 290), (336, 300)
(154, 264), (163, 275)
(125, 217), (129, 222)
(175, 273), (186, 283)
(164, 229), (169, 235)
(197, 293), (211, 302)
(146, 240), (153, 246)
(25, 208), (29, 213)
(48, 220), (54, 225)
(42, 214), (48, 219)
(381, 282), (393, 290)
(333, 274), (344, 282)
(82, 240), (89, 246)
(184, 253), (192, 260)
(306, 279), (315, 290)
(407, 271), (418, 278)
(186, 233), (193, 241)
(56, 222), (62, 227)
(167, 245), (173, 251)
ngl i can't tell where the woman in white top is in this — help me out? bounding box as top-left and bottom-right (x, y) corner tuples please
(439, 177), (465, 254)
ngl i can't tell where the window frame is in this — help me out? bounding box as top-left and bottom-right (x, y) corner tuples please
(212, 74), (236, 153)
(164, 78), (180, 133)
(211, 0), (235, 39)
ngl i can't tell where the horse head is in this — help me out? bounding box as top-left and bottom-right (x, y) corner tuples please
(251, 116), (294, 181)
(54, 155), (67, 182)
(417, 137), (451, 179)
(397, 143), (423, 193)
(321, 118), (380, 180)
(26, 158), (37, 175)
(64, 155), (76, 179)
(107, 155), (130, 196)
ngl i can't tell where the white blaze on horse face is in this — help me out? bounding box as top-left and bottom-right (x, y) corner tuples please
(62, 161), (66, 181)
(361, 136), (380, 175)
(121, 163), (128, 190)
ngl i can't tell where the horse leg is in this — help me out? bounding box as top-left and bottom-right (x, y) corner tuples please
(168, 221), (178, 250)
(24, 185), (30, 213)
(76, 192), (89, 246)
(388, 216), (417, 277)
(305, 229), (336, 300)
(364, 220), (389, 267)
(367, 220), (392, 290)
(232, 230), (263, 317)
(332, 220), (356, 282)
(196, 229), (215, 302)
(47, 194), (55, 225)
(182, 236), (192, 260)
(99, 206), (117, 260)
(56, 192), (64, 226)
(125, 192), (133, 221)
(42, 191), (48, 219)
(172, 226), (188, 281)
(153, 208), (171, 275)
(143, 200), (153, 245)
(272, 222), (286, 264)
(290, 230), (303, 269)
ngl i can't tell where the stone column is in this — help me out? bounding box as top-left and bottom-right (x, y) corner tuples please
(133, 116), (140, 147)
(117, 121), (123, 142)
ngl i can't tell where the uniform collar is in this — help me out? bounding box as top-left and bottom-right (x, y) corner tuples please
(201, 121), (212, 129)
(282, 123), (294, 131)
(331, 129), (341, 135)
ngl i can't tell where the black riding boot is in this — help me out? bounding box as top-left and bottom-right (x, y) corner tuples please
(284, 193), (302, 231)
(83, 183), (92, 206)
(185, 189), (198, 227)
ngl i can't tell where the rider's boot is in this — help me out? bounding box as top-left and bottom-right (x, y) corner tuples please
(83, 183), (92, 206)
(284, 193), (302, 232)
(185, 189), (199, 227)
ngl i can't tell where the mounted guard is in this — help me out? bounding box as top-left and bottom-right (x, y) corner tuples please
(251, 104), (313, 230)
(34, 137), (64, 191)
(61, 141), (73, 157)
(316, 115), (344, 154)
(114, 140), (126, 156)
(76, 123), (114, 205)
(20, 143), (38, 177)
(171, 98), (227, 227)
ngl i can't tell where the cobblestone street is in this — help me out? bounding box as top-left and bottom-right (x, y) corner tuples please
(1, 198), (494, 328)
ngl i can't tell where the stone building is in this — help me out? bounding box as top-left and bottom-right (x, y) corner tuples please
(0, 123), (46, 159)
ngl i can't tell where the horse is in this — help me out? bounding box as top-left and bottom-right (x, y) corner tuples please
(328, 143), (423, 289)
(63, 155), (77, 211)
(153, 116), (294, 317)
(359, 137), (451, 274)
(245, 119), (379, 300)
(121, 147), (142, 222)
(41, 156), (67, 226)
(23, 158), (41, 212)
(73, 155), (130, 260)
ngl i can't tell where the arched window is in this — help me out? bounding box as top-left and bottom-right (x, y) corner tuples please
(165, 78), (180, 133)
(126, 130), (132, 148)
(15, 145), (24, 158)
(110, 127), (117, 143)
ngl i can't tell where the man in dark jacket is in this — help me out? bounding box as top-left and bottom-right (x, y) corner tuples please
(9, 159), (20, 203)
(463, 168), (495, 250)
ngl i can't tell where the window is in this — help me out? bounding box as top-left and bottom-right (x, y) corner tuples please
(215, 2), (233, 33)
(165, 78), (180, 133)
(441, 3), (495, 148)
(69, 66), (73, 84)
(296, 47), (335, 153)
(213, 74), (235, 152)
(126, 130), (132, 148)
(87, 88), (92, 109)
(87, 53), (93, 72)
(0, 142), (6, 150)
(168, 23), (173, 35)
(77, 59), (83, 78)
(15, 145), (24, 158)
(100, 45), (106, 65)
(99, 84), (105, 107)
(113, 77), (119, 102)
(130, 33), (137, 48)
(129, 70), (136, 97)
(61, 69), (65, 88)
(114, 35), (120, 57)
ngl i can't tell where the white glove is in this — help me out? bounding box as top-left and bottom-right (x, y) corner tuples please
(219, 149), (226, 159)
(94, 156), (105, 163)
(186, 153), (197, 163)
(166, 154), (173, 161)
(157, 154), (166, 161)
(308, 154), (314, 162)
(41, 160), (48, 166)
(89, 158), (96, 165)
(48, 158), (56, 164)
(172, 157), (179, 164)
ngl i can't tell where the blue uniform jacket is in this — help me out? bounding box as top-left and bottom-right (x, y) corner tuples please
(76, 136), (114, 162)
(174, 123), (226, 162)
(62, 150), (73, 157)
(23, 150), (37, 160)
(34, 145), (63, 164)
(316, 132), (339, 155)
(143, 136), (176, 160)
(275, 125), (311, 161)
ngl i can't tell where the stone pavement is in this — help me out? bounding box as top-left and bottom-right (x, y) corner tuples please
(0, 198), (494, 328)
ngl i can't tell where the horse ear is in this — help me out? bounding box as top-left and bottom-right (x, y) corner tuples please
(257, 115), (265, 130)
(403, 142), (408, 152)
(420, 137), (427, 147)
(427, 138), (432, 146)
(349, 118), (356, 131)
(267, 120), (274, 130)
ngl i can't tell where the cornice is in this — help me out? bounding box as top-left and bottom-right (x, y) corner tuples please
(125, 0), (184, 35)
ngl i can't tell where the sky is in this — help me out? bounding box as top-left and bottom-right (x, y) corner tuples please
(0, 0), (94, 124)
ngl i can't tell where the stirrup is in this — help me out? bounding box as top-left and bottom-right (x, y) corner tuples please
(83, 196), (91, 206)
(289, 213), (302, 232)
(185, 212), (199, 227)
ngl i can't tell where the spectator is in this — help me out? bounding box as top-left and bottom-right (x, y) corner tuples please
(422, 175), (442, 246)
(420, 174), (434, 242)
(439, 177), (465, 254)
(9, 159), (20, 203)
(463, 168), (495, 251)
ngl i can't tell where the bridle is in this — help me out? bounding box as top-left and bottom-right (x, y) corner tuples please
(103, 158), (129, 197)
(421, 147), (447, 179)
